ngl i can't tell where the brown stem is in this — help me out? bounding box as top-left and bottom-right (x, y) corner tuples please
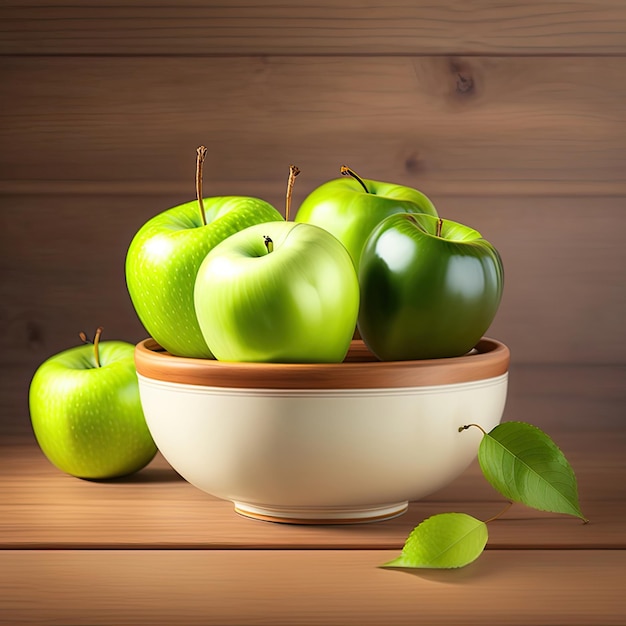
(79, 327), (104, 368)
(285, 164), (300, 221)
(93, 326), (103, 368)
(340, 165), (369, 193)
(484, 501), (514, 524)
(196, 146), (208, 226)
(458, 423), (488, 436)
(436, 217), (444, 238)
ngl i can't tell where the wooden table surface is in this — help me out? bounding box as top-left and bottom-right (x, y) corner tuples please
(1, 364), (625, 625)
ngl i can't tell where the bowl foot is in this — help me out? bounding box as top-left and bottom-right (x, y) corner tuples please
(233, 501), (409, 524)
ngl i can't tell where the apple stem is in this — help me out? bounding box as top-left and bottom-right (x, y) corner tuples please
(79, 326), (104, 368)
(196, 146), (208, 227)
(340, 165), (369, 193)
(436, 217), (443, 238)
(285, 164), (301, 221)
(458, 423), (488, 436)
(93, 326), (103, 368)
(263, 235), (274, 254)
(484, 501), (514, 525)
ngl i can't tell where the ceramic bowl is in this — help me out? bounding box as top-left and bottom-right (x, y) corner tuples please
(135, 337), (510, 524)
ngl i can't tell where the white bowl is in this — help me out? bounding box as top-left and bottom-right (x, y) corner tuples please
(135, 338), (509, 524)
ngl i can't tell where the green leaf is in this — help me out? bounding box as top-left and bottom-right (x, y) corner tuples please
(478, 422), (587, 521)
(381, 513), (488, 569)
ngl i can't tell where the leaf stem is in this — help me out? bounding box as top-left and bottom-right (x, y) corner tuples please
(285, 164), (300, 221)
(484, 501), (514, 524)
(436, 217), (444, 238)
(458, 423), (488, 436)
(340, 165), (369, 193)
(196, 145), (208, 226)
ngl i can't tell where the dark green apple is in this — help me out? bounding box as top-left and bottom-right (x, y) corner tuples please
(294, 166), (438, 271)
(358, 213), (504, 361)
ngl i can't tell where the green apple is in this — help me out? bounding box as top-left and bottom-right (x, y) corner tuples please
(294, 166), (438, 271)
(194, 221), (360, 363)
(29, 329), (157, 479)
(358, 213), (504, 361)
(125, 147), (283, 358)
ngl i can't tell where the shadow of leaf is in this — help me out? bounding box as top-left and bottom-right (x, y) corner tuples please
(381, 554), (505, 584)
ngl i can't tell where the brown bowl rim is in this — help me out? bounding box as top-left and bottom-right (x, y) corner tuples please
(135, 337), (510, 390)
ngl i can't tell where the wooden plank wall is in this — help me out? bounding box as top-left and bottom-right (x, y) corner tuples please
(1, 1), (625, 435)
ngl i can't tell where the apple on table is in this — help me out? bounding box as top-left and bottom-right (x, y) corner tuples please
(294, 166), (438, 271)
(357, 213), (504, 361)
(29, 327), (157, 479)
(125, 146), (284, 358)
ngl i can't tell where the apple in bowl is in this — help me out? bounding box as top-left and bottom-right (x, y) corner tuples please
(357, 213), (504, 361)
(194, 220), (360, 363)
(294, 166), (438, 271)
(125, 147), (283, 358)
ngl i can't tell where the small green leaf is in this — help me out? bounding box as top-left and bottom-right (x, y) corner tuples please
(478, 422), (587, 521)
(381, 513), (488, 569)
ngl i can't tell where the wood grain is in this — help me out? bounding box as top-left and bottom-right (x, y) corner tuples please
(3, 1), (626, 56)
(1, 56), (626, 195)
(1, 550), (625, 625)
